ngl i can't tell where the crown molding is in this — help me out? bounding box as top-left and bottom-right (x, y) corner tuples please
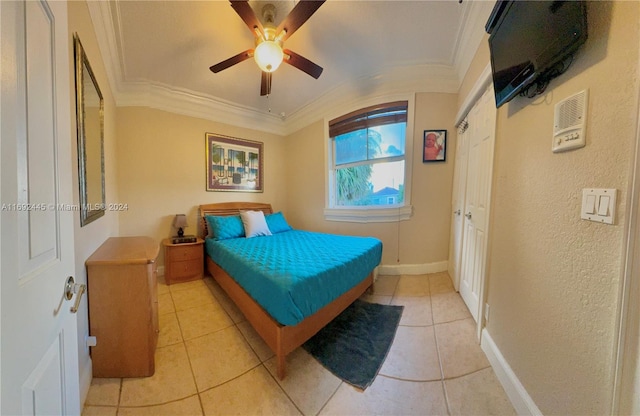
(87, 1), (124, 97)
(283, 63), (459, 135)
(453, 1), (494, 83)
(87, 0), (288, 134)
(88, 0), (489, 137)
(118, 80), (287, 135)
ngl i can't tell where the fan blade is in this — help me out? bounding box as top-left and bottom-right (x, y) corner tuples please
(230, 0), (264, 36)
(283, 49), (323, 79)
(209, 49), (254, 73)
(260, 71), (272, 96)
(276, 0), (325, 42)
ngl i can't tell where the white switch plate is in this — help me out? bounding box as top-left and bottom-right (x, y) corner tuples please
(581, 188), (616, 224)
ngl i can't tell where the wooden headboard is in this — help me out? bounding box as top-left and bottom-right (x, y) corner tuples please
(198, 202), (273, 238)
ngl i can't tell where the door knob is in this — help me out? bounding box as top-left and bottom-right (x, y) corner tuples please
(64, 276), (86, 314)
(465, 212), (472, 219)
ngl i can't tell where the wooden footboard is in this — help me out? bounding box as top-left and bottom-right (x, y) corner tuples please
(206, 257), (373, 379)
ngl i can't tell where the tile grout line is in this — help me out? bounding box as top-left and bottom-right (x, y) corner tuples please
(115, 393), (202, 410)
(227, 279), (326, 416)
(315, 380), (343, 416)
(429, 275), (452, 416)
(442, 364), (493, 382)
(259, 362), (307, 415)
(195, 278), (275, 412)
(124, 285), (203, 413)
(192, 279), (250, 415)
(196, 362), (263, 396)
(116, 377), (123, 416)
(180, 316), (206, 415)
(164, 283), (204, 414)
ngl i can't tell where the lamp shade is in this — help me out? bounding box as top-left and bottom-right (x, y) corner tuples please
(254, 40), (283, 72)
(173, 214), (188, 229)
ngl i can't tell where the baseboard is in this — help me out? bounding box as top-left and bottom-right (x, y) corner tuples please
(481, 328), (543, 416)
(79, 357), (93, 410)
(377, 261), (449, 276)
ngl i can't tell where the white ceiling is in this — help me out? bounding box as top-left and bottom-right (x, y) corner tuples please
(88, 0), (495, 135)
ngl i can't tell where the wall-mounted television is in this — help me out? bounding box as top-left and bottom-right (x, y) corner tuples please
(486, 1), (588, 108)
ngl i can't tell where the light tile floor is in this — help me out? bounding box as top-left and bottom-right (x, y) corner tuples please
(83, 272), (516, 416)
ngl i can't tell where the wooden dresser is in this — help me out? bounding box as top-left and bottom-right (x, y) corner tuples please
(86, 236), (160, 378)
(162, 238), (204, 285)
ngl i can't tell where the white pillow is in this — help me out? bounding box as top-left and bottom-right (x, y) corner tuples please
(240, 210), (272, 238)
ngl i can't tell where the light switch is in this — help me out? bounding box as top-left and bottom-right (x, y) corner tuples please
(585, 195), (596, 214)
(598, 196), (610, 216)
(581, 188), (616, 225)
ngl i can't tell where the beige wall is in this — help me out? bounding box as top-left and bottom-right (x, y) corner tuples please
(479, 2), (639, 414)
(115, 107), (287, 265)
(285, 93), (457, 266)
(458, 34), (490, 110)
(67, 0), (120, 401)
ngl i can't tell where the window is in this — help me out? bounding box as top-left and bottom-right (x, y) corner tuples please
(328, 101), (408, 213)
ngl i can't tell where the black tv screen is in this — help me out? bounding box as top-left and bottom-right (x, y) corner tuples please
(487, 1), (588, 107)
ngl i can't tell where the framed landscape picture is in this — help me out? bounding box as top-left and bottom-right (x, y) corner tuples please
(423, 130), (446, 162)
(206, 133), (263, 192)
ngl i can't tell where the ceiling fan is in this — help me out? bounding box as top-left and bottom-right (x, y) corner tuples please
(209, 0), (325, 96)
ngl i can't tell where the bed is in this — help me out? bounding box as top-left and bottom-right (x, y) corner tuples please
(198, 202), (382, 379)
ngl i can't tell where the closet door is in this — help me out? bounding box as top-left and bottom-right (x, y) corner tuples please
(459, 84), (496, 326)
(449, 118), (470, 291)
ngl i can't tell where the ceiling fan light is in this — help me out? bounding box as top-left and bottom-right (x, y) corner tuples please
(254, 40), (283, 72)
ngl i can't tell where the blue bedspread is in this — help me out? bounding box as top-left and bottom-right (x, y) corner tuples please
(205, 230), (382, 326)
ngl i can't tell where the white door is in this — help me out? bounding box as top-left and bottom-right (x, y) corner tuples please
(459, 84), (497, 324)
(1, 1), (81, 414)
(449, 119), (470, 291)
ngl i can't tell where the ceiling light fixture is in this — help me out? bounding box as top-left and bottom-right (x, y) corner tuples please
(253, 8), (284, 74)
(254, 39), (283, 72)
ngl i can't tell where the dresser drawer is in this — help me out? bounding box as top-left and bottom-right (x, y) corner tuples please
(166, 244), (201, 261)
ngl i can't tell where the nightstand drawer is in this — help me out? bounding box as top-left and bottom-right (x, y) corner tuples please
(167, 258), (202, 279)
(163, 238), (204, 285)
(167, 244), (201, 261)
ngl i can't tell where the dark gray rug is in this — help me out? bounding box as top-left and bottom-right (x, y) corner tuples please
(302, 299), (404, 390)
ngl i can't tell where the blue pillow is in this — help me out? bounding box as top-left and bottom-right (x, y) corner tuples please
(205, 215), (245, 240)
(265, 212), (292, 234)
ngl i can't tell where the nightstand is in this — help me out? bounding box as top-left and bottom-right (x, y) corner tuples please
(163, 238), (204, 285)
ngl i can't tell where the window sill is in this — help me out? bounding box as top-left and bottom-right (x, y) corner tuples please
(324, 205), (413, 223)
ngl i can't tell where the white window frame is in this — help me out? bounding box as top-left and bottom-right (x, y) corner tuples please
(324, 94), (414, 223)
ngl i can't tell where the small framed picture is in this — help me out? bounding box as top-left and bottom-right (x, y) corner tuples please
(423, 130), (446, 163)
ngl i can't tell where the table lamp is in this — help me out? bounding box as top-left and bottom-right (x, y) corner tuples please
(173, 214), (188, 237)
